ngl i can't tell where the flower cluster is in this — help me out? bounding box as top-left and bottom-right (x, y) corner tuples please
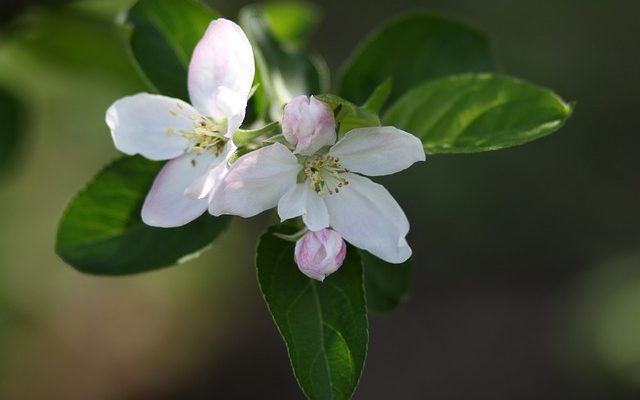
(106, 19), (425, 281)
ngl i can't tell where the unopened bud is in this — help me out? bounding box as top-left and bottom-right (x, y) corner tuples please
(282, 95), (336, 155)
(294, 229), (347, 281)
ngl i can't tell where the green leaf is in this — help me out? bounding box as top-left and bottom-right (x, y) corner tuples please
(261, 1), (321, 48)
(56, 156), (229, 275)
(339, 13), (495, 107)
(19, 9), (143, 83)
(362, 251), (411, 314)
(256, 226), (368, 400)
(124, 0), (219, 100)
(362, 77), (392, 114)
(384, 73), (573, 154)
(316, 94), (380, 134)
(0, 87), (25, 171)
(240, 5), (328, 120)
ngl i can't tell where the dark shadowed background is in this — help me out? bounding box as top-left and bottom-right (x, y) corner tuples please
(0, 0), (638, 399)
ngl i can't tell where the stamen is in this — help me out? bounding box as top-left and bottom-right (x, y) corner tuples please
(302, 154), (350, 196)
(177, 114), (228, 156)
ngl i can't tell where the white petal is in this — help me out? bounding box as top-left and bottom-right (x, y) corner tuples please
(106, 93), (195, 160)
(184, 141), (237, 199)
(141, 151), (219, 227)
(277, 183), (330, 231)
(277, 184), (307, 221)
(324, 173), (412, 263)
(209, 143), (300, 218)
(329, 126), (425, 176)
(188, 19), (255, 129)
(303, 191), (330, 231)
(215, 87), (248, 137)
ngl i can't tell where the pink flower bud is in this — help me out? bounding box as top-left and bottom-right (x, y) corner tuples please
(282, 95), (336, 155)
(294, 229), (347, 281)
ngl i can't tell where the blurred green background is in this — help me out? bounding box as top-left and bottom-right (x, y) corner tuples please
(0, 0), (638, 399)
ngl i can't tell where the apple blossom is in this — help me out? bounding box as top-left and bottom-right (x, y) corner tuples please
(294, 229), (347, 281)
(210, 96), (425, 263)
(105, 19), (254, 227)
(282, 95), (336, 155)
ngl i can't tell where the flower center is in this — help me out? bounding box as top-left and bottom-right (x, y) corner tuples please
(182, 116), (227, 156)
(302, 154), (350, 196)
(168, 104), (228, 156)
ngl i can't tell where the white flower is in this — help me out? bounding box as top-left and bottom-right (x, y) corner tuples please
(105, 19), (255, 227)
(295, 229), (347, 281)
(210, 97), (425, 263)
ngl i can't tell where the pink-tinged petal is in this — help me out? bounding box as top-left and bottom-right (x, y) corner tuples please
(188, 19), (254, 128)
(282, 95), (336, 155)
(277, 183), (330, 231)
(281, 95), (307, 146)
(319, 229), (348, 264)
(209, 143), (300, 218)
(184, 141), (237, 199)
(141, 151), (219, 227)
(206, 161), (231, 202)
(294, 229), (347, 281)
(324, 173), (412, 263)
(329, 126), (425, 176)
(106, 93), (195, 160)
